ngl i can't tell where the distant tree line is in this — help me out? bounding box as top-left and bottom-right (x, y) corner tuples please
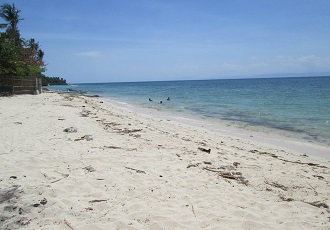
(41, 75), (67, 86)
(0, 3), (67, 85)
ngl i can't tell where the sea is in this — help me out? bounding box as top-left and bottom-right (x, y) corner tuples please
(49, 76), (330, 147)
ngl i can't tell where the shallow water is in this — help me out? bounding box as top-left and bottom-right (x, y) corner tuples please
(49, 76), (330, 146)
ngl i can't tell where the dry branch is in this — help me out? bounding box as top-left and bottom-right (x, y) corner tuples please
(89, 199), (108, 203)
(64, 218), (75, 230)
(125, 166), (146, 174)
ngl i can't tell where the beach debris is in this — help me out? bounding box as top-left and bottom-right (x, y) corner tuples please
(9, 176), (17, 179)
(307, 201), (329, 209)
(84, 135), (93, 141)
(40, 198), (47, 205)
(85, 207), (93, 211)
(279, 195), (294, 202)
(63, 127), (77, 133)
(313, 175), (325, 180)
(80, 109), (92, 117)
(89, 199), (108, 203)
(51, 172), (69, 183)
(64, 218), (75, 230)
(203, 167), (248, 185)
(192, 205), (197, 217)
(198, 147), (211, 154)
(83, 165), (96, 173)
(104, 145), (122, 149)
(265, 181), (289, 191)
(187, 163), (200, 168)
(74, 135), (93, 141)
(125, 166), (146, 174)
(249, 149), (328, 169)
(14, 122), (22, 125)
(233, 162), (240, 167)
(117, 128), (142, 134)
(17, 217), (31, 226)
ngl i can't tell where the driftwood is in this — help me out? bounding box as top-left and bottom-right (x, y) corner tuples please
(104, 145), (122, 149)
(265, 181), (289, 191)
(117, 128), (142, 134)
(89, 199), (108, 203)
(51, 172), (69, 183)
(83, 166), (96, 173)
(125, 166), (146, 174)
(307, 201), (329, 209)
(192, 205), (197, 217)
(250, 150), (328, 168)
(198, 147), (211, 154)
(64, 218), (75, 230)
(187, 163), (200, 168)
(203, 167), (248, 185)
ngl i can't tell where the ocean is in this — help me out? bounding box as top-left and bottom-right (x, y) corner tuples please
(49, 76), (330, 146)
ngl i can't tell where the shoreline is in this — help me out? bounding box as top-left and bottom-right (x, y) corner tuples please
(1, 92), (329, 229)
(102, 96), (330, 160)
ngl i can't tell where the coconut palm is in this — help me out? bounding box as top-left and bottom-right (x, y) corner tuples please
(0, 3), (23, 43)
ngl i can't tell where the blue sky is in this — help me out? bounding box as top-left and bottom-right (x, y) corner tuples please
(3, 0), (330, 83)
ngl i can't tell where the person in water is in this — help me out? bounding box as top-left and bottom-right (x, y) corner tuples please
(149, 98), (153, 101)
(160, 101), (163, 104)
(167, 97), (170, 101)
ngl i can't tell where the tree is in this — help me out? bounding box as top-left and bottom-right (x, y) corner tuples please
(0, 3), (45, 77)
(0, 3), (23, 45)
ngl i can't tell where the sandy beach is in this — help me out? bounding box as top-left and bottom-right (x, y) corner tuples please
(0, 92), (329, 230)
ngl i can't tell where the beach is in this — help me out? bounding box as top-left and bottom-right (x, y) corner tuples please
(0, 91), (329, 229)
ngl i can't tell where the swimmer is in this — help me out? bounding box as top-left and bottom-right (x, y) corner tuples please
(149, 98), (153, 101)
(167, 97), (170, 101)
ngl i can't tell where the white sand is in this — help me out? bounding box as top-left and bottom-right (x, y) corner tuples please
(0, 92), (329, 230)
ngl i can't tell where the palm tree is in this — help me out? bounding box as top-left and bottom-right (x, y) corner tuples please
(0, 3), (23, 44)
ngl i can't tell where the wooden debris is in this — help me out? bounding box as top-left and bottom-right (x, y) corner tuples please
(104, 145), (122, 149)
(74, 135), (93, 141)
(125, 166), (146, 174)
(83, 166), (96, 173)
(63, 127), (77, 133)
(89, 199), (108, 203)
(202, 167), (248, 185)
(64, 218), (75, 230)
(279, 195), (294, 202)
(233, 162), (240, 167)
(307, 201), (329, 209)
(249, 149), (328, 168)
(203, 167), (222, 173)
(198, 147), (211, 154)
(51, 173), (69, 183)
(313, 175), (325, 180)
(192, 205), (197, 217)
(117, 128), (142, 134)
(40, 198), (47, 205)
(265, 181), (289, 191)
(187, 163), (200, 168)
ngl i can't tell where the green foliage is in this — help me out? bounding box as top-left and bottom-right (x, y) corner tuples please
(41, 75), (67, 86)
(0, 3), (63, 82)
(0, 34), (22, 76)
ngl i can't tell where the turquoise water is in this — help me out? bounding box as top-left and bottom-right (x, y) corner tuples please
(50, 76), (330, 146)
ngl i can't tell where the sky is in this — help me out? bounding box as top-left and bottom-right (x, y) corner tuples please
(2, 0), (330, 83)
